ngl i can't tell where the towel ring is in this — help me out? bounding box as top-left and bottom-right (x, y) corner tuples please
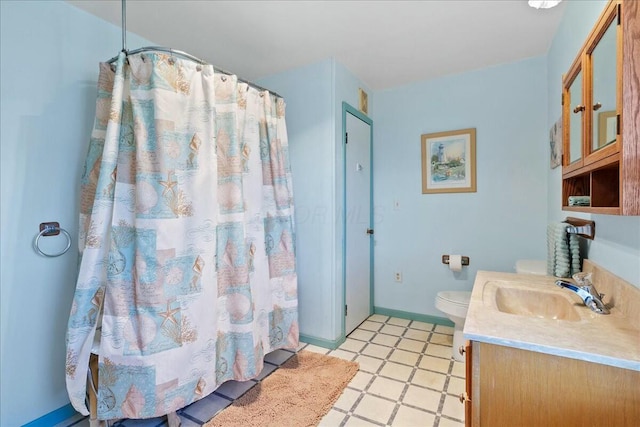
(34, 223), (71, 257)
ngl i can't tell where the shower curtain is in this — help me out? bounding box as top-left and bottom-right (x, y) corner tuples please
(66, 52), (298, 420)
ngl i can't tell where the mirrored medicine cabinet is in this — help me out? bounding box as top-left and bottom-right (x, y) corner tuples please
(561, 0), (639, 215)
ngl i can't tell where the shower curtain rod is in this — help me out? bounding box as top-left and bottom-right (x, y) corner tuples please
(106, 47), (282, 98)
(106, 0), (282, 99)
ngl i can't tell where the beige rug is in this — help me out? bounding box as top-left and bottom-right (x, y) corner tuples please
(205, 350), (359, 427)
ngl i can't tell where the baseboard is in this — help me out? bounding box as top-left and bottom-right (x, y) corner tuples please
(299, 333), (345, 350)
(22, 403), (77, 427)
(373, 306), (454, 327)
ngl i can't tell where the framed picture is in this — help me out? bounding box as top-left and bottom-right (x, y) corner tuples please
(549, 116), (562, 169)
(358, 88), (368, 115)
(421, 128), (476, 194)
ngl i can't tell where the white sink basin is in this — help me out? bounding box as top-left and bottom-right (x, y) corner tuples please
(491, 285), (581, 321)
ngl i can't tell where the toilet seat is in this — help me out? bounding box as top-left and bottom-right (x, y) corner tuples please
(436, 291), (471, 306)
(435, 291), (471, 320)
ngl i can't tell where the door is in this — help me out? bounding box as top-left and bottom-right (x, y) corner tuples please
(344, 107), (372, 335)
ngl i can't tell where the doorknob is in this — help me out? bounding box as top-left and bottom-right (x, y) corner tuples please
(366, 229), (374, 235)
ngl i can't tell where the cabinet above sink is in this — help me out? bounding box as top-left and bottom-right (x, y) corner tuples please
(561, 0), (640, 215)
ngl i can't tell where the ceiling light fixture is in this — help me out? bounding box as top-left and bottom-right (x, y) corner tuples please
(528, 0), (562, 9)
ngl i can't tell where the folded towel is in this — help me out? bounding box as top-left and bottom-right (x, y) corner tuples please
(547, 222), (582, 278)
(569, 232), (581, 275)
(568, 195), (591, 206)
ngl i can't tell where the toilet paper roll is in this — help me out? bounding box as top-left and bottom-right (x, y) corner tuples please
(449, 254), (463, 272)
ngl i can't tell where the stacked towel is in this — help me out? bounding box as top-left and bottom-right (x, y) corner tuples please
(547, 222), (581, 278)
(568, 195), (591, 206)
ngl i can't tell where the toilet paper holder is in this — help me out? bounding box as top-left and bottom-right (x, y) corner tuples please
(442, 255), (470, 266)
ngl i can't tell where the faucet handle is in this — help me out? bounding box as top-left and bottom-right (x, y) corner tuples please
(572, 272), (592, 287)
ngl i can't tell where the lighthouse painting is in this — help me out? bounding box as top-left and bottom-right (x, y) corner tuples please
(421, 128), (476, 194)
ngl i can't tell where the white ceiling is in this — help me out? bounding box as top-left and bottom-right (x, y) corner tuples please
(68, 0), (566, 90)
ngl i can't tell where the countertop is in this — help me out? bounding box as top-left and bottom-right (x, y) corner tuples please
(463, 270), (640, 371)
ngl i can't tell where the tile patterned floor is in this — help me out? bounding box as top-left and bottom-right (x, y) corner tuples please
(58, 315), (465, 427)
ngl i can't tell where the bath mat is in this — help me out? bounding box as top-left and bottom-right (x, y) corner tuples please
(204, 350), (359, 427)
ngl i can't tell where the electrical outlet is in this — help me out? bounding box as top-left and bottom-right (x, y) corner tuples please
(394, 271), (402, 283)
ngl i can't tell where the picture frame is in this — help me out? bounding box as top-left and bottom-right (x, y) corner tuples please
(549, 116), (562, 169)
(358, 88), (368, 115)
(421, 128), (476, 194)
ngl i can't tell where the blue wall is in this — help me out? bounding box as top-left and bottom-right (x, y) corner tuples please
(0, 2), (151, 425)
(546, 0), (640, 286)
(373, 56), (549, 316)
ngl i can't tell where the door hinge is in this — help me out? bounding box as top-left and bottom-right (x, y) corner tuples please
(617, 114), (621, 135)
(561, 93), (564, 106)
(617, 3), (621, 25)
(345, 304), (348, 316)
(345, 132), (348, 144)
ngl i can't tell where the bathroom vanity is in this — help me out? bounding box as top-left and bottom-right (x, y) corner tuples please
(462, 261), (640, 427)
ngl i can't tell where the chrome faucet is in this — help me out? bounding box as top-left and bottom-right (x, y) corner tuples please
(555, 272), (609, 314)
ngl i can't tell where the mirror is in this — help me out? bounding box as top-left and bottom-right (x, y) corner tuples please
(591, 18), (617, 151)
(569, 70), (583, 164)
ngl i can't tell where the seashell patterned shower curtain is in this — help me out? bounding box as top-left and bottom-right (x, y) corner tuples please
(65, 52), (298, 420)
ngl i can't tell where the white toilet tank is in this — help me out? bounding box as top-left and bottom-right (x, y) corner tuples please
(515, 259), (547, 275)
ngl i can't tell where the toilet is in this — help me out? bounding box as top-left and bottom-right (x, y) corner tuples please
(435, 291), (471, 361)
(435, 259), (547, 362)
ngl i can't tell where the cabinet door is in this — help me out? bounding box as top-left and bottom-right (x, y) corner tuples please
(464, 341), (472, 427)
(562, 60), (585, 174)
(585, 4), (620, 165)
(477, 342), (640, 426)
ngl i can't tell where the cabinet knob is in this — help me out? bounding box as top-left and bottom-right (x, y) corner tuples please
(459, 345), (466, 356)
(573, 105), (585, 113)
(593, 102), (602, 111)
(459, 392), (469, 404)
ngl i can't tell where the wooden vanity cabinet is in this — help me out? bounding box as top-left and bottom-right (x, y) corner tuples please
(466, 341), (640, 427)
(561, 0), (640, 215)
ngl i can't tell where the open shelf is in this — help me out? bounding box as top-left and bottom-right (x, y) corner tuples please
(562, 161), (620, 213)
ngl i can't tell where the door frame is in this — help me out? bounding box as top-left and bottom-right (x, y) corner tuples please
(341, 101), (374, 340)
